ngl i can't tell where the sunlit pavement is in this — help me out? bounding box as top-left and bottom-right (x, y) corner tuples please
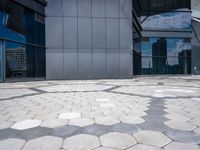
(0, 76), (200, 150)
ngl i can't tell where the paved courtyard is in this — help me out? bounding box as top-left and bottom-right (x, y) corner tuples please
(0, 76), (200, 150)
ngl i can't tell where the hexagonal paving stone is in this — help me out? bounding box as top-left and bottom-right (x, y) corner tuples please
(11, 119), (41, 130)
(68, 118), (94, 127)
(189, 118), (200, 126)
(63, 134), (100, 150)
(99, 103), (116, 108)
(164, 142), (200, 150)
(0, 121), (13, 130)
(96, 98), (110, 102)
(164, 120), (196, 131)
(164, 114), (190, 122)
(194, 127), (200, 134)
(58, 112), (81, 120)
(119, 116), (145, 124)
(83, 124), (112, 136)
(0, 138), (25, 150)
(100, 132), (137, 149)
(22, 136), (63, 150)
(133, 130), (171, 147)
(40, 119), (68, 128)
(94, 147), (116, 150)
(127, 144), (162, 150)
(95, 117), (120, 125)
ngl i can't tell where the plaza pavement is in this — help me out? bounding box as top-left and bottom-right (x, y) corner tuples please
(0, 76), (200, 150)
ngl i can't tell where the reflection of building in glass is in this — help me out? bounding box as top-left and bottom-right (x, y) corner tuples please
(178, 50), (191, 74)
(152, 38), (167, 74)
(6, 47), (27, 77)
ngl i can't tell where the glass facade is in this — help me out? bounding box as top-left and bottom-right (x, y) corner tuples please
(142, 37), (191, 74)
(0, 0), (45, 81)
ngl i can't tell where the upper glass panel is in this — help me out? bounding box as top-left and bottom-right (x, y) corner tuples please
(141, 9), (191, 30)
(0, 0), (45, 46)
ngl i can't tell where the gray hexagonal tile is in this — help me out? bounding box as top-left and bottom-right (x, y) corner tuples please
(164, 120), (196, 131)
(40, 119), (68, 128)
(100, 132), (137, 149)
(127, 144), (162, 150)
(164, 142), (200, 150)
(133, 130), (171, 147)
(23, 136), (63, 150)
(63, 134), (100, 150)
(22, 136), (63, 150)
(0, 138), (25, 150)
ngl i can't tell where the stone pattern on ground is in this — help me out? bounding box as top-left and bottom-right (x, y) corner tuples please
(0, 76), (200, 149)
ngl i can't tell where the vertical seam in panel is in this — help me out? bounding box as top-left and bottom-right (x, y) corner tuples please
(119, 0), (121, 78)
(105, 0), (107, 78)
(91, 0), (93, 79)
(62, 0), (64, 79)
(77, 0), (79, 79)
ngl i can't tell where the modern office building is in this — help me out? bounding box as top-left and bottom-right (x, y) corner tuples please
(0, 0), (198, 82)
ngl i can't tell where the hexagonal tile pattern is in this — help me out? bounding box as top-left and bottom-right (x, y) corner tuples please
(0, 138), (25, 150)
(164, 142), (200, 150)
(99, 103), (116, 108)
(40, 119), (68, 128)
(11, 120), (41, 130)
(63, 134), (100, 150)
(83, 124), (112, 136)
(100, 132), (137, 149)
(164, 114), (190, 122)
(189, 118), (200, 127)
(68, 118), (94, 127)
(164, 121), (196, 131)
(194, 127), (200, 134)
(119, 116), (145, 124)
(127, 144), (162, 150)
(22, 136), (63, 150)
(95, 117), (120, 125)
(0, 121), (13, 130)
(58, 112), (81, 120)
(94, 147), (116, 150)
(96, 98), (110, 102)
(133, 130), (171, 147)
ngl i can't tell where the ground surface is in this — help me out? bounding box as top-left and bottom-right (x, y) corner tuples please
(0, 76), (200, 150)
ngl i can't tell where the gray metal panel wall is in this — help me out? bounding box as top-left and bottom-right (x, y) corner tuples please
(46, 0), (133, 79)
(192, 20), (200, 75)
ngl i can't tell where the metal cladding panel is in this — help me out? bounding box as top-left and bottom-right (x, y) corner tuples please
(46, 0), (133, 79)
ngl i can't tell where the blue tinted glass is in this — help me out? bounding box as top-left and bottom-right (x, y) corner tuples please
(0, 41), (3, 82)
(142, 37), (191, 74)
(141, 9), (192, 30)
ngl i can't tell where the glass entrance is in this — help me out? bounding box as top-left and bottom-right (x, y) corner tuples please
(0, 40), (3, 82)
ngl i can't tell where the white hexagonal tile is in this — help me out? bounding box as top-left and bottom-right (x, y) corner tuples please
(133, 130), (171, 147)
(0, 138), (25, 150)
(95, 117), (120, 125)
(63, 134), (100, 150)
(189, 118), (200, 126)
(22, 136), (63, 150)
(127, 144), (162, 150)
(68, 118), (94, 127)
(99, 103), (116, 108)
(100, 132), (137, 149)
(11, 119), (41, 130)
(164, 142), (200, 150)
(58, 112), (81, 120)
(194, 127), (200, 134)
(40, 119), (68, 128)
(119, 116), (145, 124)
(164, 120), (196, 131)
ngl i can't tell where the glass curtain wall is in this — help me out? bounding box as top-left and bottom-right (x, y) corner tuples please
(142, 37), (191, 74)
(0, 40), (3, 82)
(0, 0), (45, 81)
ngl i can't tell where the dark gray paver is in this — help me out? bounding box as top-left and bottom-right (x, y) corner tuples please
(51, 125), (82, 138)
(113, 123), (141, 134)
(83, 124), (112, 136)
